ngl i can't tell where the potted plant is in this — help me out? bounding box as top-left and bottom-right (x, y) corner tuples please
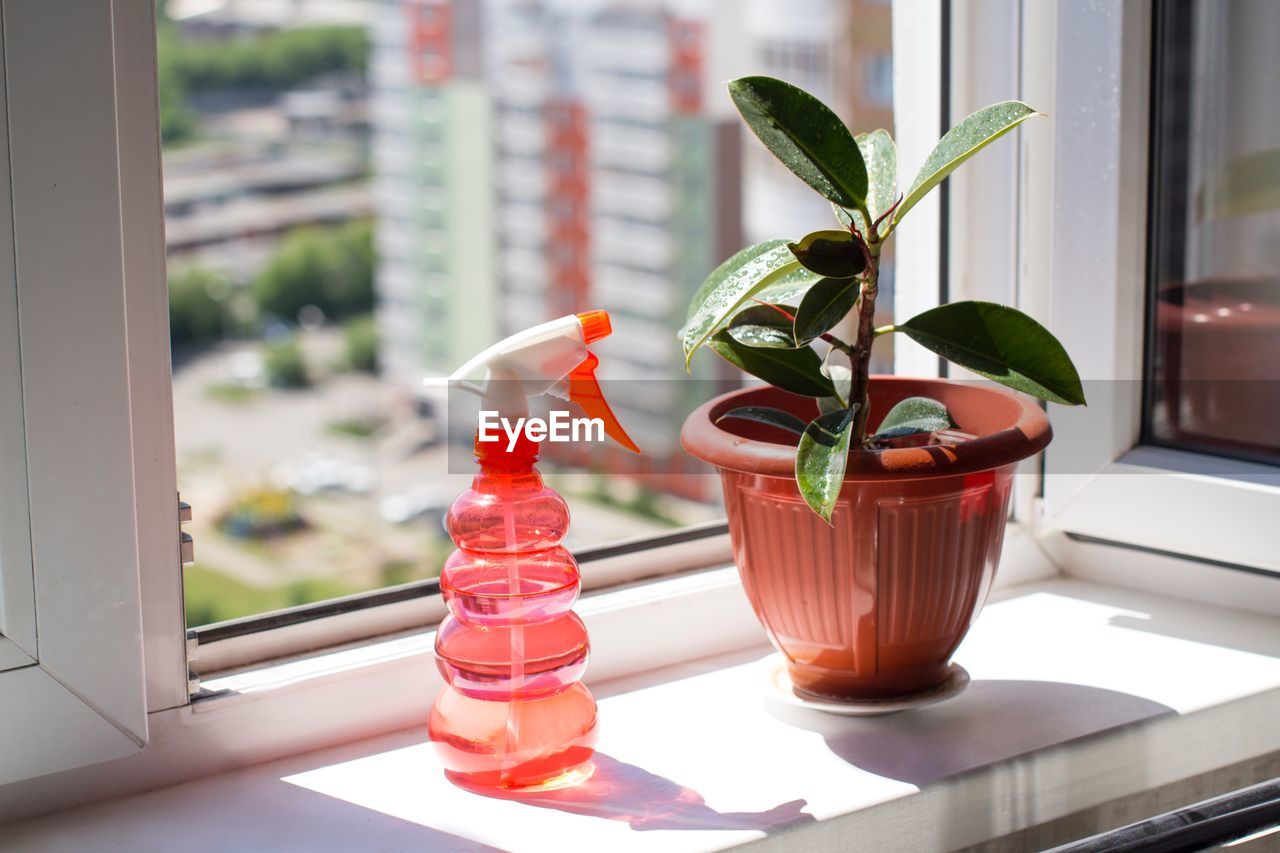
(680, 77), (1086, 704)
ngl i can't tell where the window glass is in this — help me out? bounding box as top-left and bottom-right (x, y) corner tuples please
(159, 0), (894, 627)
(1145, 0), (1280, 465)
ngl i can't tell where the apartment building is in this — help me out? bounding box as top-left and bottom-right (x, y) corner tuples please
(374, 0), (744, 490)
(742, 0), (895, 372)
(372, 0), (497, 381)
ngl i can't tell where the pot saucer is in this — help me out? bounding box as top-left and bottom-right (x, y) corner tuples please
(764, 655), (970, 716)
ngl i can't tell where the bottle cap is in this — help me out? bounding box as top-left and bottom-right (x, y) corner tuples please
(576, 310), (612, 345)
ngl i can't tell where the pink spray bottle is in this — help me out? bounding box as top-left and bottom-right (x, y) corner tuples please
(428, 310), (640, 790)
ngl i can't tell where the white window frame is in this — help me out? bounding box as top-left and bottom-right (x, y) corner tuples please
(1025, 1), (1280, 600)
(17, 0), (1272, 820)
(0, 0), (187, 787)
(936, 0), (1280, 610)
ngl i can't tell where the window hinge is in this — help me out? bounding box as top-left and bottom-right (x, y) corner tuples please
(179, 496), (194, 567)
(186, 631), (200, 696)
(180, 494), (198, 696)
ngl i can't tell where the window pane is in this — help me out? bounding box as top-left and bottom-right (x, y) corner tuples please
(161, 0), (894, 627)
(1146, 0), (1280, 464)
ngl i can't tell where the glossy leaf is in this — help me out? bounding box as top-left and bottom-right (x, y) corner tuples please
(834, 130), (898, 236)
(817, 361), (852, 413)
(708, 331), (835, 397)
(725, 304), (798, 349)
(786, 230), (866, 279)
(898, 301), (1086, 405)
(682, 241), (802, 367)
(795, 407), (856, 522)
(793, 278), (859, 344)
(753, 264), (825, 305)
(874, 396), (953, 438)
(896, 101), (1041, 224)
(728, 76), (868, 208)
(684, 240), (783, 327)
(716, 406), (808, 436)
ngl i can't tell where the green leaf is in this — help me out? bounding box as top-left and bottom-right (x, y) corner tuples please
(818, 361), (852, 413)
(897, 301), (1086, 405)
(725, 304), (798, 349)
(874, 396), (953, 438)
(754, 264), (825, 305)
(793, 278), (859, 344)
(817, 396), (843, 415)
(786, 230), (866, 279)
(859, 129), (898, 228)
(682, 241), (803, 367)
(684, 240), (784, 326)
(896, 101), (1041, 224)
(833, 129), (898, 236)
(795, 407), (856, 522)
(728, 76), (868, 208)
(716, 406), (808, 436)
(708, 331), (835, 397)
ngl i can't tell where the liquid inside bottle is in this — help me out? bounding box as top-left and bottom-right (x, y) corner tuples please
(428, 433), (598, 789)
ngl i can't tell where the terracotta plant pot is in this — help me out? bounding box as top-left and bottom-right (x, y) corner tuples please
(681, 377), (1051, 701)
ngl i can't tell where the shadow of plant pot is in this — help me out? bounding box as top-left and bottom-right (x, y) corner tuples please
(764, 678), (1173, 787)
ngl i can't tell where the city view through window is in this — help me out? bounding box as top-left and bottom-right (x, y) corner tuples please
(161, 0), (894, 627)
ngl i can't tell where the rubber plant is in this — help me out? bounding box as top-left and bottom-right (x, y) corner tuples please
(681, 76), (1087, 521)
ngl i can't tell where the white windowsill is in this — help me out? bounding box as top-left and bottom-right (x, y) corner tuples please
(6, 574), (1280, 851)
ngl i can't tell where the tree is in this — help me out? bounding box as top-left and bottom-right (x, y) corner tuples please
(342, 314), (379, 374)
(327, 220), (375, 318)
(154, 21), (369, 148)
(166, 26), (368, 93)
(263, 339), (310, 388)
(168, 266), (227, 346)
(253, 221), (374, 323)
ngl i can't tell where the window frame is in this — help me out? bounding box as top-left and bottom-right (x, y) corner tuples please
(195, 0), (968, 671)
(0, 0), (186, 787)
(188, 522), (733, 677)
(0, 62), (34, 674)
(1011, 0), (1280, 593)
(1, 0), (1067, 815)
(183, 4), (955, 677)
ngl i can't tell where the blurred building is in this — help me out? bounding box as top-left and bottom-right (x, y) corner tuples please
(372, 0), (498, 379)
(742, 0), (892, 242)
(576, 2), (744, 468)
(373, 0), (744, 491)
(743, 0), (895, 372)
(373, 0), (894, 483)
(167, 0), (376, 33)
(164, 148), (372, 281)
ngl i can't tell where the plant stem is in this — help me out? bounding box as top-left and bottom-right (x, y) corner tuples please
(849, 258), (879, 443)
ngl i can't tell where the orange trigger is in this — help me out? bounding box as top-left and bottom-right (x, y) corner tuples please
(568, 353), (641, 454)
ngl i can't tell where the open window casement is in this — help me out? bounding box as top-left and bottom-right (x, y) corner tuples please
(1032, 0), (1280, 588)
(0, 1), (185, 785)
(895, 0), (1280, 601)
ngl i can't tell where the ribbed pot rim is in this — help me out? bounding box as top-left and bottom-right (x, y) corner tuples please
(681, 376), (1052, 481)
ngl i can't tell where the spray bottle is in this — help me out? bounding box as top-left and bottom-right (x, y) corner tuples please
(428, 310), (639, 790)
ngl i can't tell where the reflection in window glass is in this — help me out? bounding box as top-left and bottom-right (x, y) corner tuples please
(1146, 0), (1280, 464)
(159, 0), (893, 626)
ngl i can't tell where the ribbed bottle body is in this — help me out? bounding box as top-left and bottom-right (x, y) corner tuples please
(429, 440), (597, 789)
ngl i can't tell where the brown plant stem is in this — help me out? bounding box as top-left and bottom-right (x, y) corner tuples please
(848, 231), (881, 443)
